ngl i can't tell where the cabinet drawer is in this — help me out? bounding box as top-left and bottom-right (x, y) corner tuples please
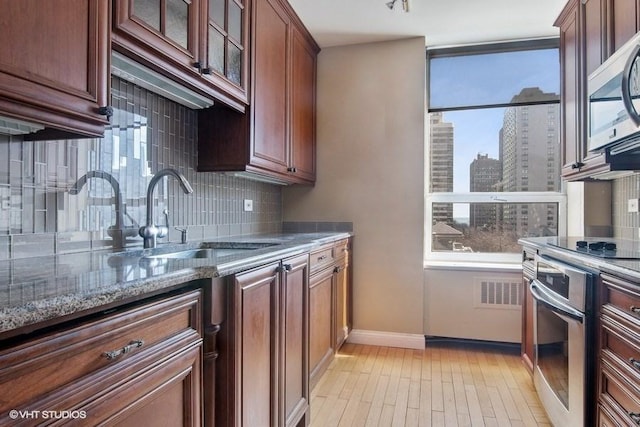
(309, 239), (349, 273)
(0, 290), (201, 412)
(602, 273), (640, 324)
(601, 314), (640, 379)
(310, 246), (334, 273)
(598, 403), (626, 427)
(600, 357), (640, 426)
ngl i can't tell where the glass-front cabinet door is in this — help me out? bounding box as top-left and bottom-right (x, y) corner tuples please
(113, 0), (248, 108)
(203, 0), (248, 102)
(113, 0), (201, 72)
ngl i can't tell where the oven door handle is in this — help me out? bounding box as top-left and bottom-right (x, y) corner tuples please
(530, 279), (584, 324)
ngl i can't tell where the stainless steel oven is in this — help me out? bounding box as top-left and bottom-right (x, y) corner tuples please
(531, 254), (595, 426)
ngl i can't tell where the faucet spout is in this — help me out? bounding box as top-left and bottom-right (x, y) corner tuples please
(69, 170), (139, 248)
(140, 168), (193, 248)
(70, 170), (124, 230)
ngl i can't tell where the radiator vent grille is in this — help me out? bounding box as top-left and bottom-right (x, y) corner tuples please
(474, 278), (522, 309)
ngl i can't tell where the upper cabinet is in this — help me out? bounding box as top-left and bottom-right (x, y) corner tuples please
(198, 0), (319, 185)
(557, 0), (640, 180)
(113, 0), (248, 110)
(0, 0), (110, 139)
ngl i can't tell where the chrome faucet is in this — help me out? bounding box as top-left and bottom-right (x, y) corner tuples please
(70, 170), (139, 248)
(139, 168), (193, 248)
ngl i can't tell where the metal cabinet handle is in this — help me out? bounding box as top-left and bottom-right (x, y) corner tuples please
(193, 61), (202, 70)
(102, 339), (144, 360)
(629, 412), (640, 425)
(571, 161), (585, 169)
(97, 106), (113, 119)
(284, 264), (292, 271)
(630, 306), (640, 316)
(630, 358), (640, 372)
(317, 255), (327, 261)
(287, 167), (297, 173)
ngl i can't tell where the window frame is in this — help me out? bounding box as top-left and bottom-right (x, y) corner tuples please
(425, 39), (566, 265)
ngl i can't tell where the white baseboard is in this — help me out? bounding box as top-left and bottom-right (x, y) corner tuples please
(346, 329), (425, 350)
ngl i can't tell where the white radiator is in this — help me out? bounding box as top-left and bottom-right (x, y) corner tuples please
(424, 269), (523, 343)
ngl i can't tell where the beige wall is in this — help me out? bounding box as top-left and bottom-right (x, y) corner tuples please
(283, 37), (426, 334)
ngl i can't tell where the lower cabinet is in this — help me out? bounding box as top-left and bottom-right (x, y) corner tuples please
(521, 248), (535, 374)
(217, 253), (310, 427)
(597, 273), (640, 426)
(0, 289), (203, 426)
(309, 265), (335, 389)
(309, 238), (352, 390)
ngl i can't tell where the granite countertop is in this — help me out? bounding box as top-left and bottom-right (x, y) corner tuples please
(519, 236), (640, 282)
(0, 232), (352, 339)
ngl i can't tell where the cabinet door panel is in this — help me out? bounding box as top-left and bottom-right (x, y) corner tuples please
(282, 255), (309, 426)
(236, 263), (279, 427)
(0, 0), (109, 136)
(558, 3), (581, 174)
(335, 260), (349, 350)
(610, 0), (638, 53)
(251, 0), (289, 173)
(114, 0), (200, 67)
(290, 26), (317, 183)
(309, 269), (334, 388)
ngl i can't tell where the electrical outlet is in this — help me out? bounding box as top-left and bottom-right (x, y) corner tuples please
(243, 199), (253, 212)
(629, 198), (639, 213)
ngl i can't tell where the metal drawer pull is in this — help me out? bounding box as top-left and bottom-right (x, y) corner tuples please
(103, 339), (145, 360)
(630, 306), (640, 316)
(317, 255), (327, 261)
(630, 358), (640, 372)
(629, 412), (640, 425)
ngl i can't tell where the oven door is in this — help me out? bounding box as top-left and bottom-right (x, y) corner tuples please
(531, 279), (585, 427)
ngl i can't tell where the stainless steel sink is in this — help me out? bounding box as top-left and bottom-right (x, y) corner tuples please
(144, 247), (255, 259)
(109, 241), (280, 262)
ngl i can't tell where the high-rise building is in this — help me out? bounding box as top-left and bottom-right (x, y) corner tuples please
(501, 87), (560, 236)
(469, 153), (502, 228)
(429, 112), (454, 225)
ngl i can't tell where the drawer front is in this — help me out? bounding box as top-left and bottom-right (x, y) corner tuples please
(599, 403), (626, 427)
(0, 290), (201, 412)
(310, 245), (334, 273)
(602, 274), (640, 324)
(600, 358), (640, 426)
(601, 314), (640, 379)
(309, 239), (349, 273)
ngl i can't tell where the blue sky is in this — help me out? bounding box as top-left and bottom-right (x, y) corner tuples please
(429, 48), (560, 219)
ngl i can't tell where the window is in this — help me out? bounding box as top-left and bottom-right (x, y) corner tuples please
(426, 40), (565, 264)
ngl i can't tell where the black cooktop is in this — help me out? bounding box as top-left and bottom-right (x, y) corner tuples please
(548, 237), (640, 260)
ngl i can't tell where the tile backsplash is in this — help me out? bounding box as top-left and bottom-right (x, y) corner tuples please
(0, 77), (282, 259)
(613, 174), (640, 240)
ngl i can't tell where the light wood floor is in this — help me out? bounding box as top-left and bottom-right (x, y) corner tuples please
(310, 342), (551, 427)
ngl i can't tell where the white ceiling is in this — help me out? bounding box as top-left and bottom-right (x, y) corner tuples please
(287, 0), (567, 48)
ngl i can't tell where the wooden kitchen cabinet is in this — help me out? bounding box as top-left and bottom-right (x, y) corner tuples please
(198, 0), (319, 185)
(597, 272), (640, 426)
(309, 238), (352, 389)
(216, 254), (310, 426)
(309, 264), (335, 390)
(608, 0), (640, 54)
(113, 0), (248, 110)
(280, 254), (310, 427)
(520, 247), (535, 374)
(556, 0), (640, 180)
(0, 0), (110, 139)
(0, 289), (203, 426)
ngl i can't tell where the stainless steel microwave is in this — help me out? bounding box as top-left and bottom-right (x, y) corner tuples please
(588, 31), (640, 154)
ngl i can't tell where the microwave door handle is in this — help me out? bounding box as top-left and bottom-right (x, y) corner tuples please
(530, 280), (584, 324)
(621, 43), (640, 126)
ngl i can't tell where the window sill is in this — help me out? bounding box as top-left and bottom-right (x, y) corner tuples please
(424, 260), (522, 272)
